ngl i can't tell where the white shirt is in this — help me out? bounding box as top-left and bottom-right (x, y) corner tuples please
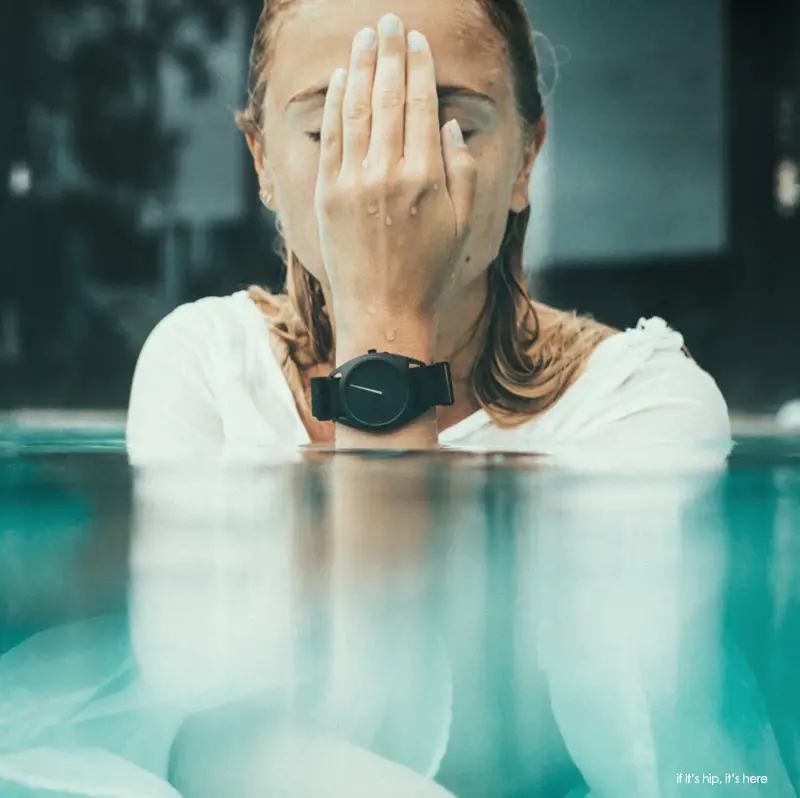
(125, 290), (732, 467)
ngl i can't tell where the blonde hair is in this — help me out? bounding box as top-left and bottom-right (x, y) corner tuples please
(237, 0), (615, 430)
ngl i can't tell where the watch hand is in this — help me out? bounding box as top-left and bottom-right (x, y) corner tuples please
(351, 384), (383, 395)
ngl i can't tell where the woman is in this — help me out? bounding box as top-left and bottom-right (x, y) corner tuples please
(126, 0), (731, 462)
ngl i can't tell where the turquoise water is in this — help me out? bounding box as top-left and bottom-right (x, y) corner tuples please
(0, 431), (798, 797)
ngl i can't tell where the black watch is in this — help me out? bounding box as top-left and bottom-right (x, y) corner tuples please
(310, 349), (455, 433)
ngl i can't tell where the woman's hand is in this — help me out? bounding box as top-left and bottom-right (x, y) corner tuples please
(314, 13), (478, 332)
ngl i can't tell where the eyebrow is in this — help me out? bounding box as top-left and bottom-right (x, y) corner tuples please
(285, 84), (497, 110)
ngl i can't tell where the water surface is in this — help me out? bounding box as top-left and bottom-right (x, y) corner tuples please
(0, 432), (798, 797)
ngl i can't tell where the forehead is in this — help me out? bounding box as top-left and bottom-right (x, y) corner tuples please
(266, 0), (512, 112)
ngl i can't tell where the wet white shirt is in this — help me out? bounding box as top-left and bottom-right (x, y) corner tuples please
(125, 290), (732, 466)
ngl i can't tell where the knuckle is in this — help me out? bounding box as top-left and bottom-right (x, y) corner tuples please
(406, 94), (436, 114)
(343, 100), (372, 123)
(336, 174), (360, 197)
(316, 189), (338, 214)
(385, 175), (405, 198)
(454, 152), (478, 174)
(323, 186), (347, 211)
(321, 128), (339, 149)
(353, 48), (376, 69)
(366, 171), (405, 201)
(463, 159), (479, 180)
(319, 180), (358, 212)
(374, 87), (405, 110)
(407, 163), (438, 189)
(362, 170), (390, 195)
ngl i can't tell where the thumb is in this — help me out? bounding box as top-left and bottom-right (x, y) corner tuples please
(441, 120), (478, 241)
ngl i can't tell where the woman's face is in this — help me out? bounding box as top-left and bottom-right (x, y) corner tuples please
(250, 0), (542, 293)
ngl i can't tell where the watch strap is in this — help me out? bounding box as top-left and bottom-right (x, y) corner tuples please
(310, 375), (338, 422)
(410, 361), (455, 409)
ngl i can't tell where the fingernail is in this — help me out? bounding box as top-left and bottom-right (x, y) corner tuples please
(407, 30), (428, 52)
(378, 13), (403, 37)
(354, 27), (376, 50)
(331, 68), (347, 87)
(447, 119), (464, 145)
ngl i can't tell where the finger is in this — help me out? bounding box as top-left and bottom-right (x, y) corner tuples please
(318, 67), (348, 184)
(341, 27), (378, 172)
(368, 13), (407, 170)
(441, 120), (478, 240)
(404, 31), (442, 174)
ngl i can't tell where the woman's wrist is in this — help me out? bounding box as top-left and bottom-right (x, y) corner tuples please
(334, 311), (439, 364)
(332, 310), (440, 451)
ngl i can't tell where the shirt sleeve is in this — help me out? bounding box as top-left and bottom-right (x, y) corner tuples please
(126, 304), (224, 465)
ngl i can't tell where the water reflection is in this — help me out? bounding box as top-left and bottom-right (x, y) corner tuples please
(0, 445), (798, 797)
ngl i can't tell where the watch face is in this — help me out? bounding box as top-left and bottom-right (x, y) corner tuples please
(343, 359), (409, 426)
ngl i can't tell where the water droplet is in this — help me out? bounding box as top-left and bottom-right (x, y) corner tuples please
(410, 206), (417, 216)
(385, 215), (393, 226)
(385, 328), (397, 342)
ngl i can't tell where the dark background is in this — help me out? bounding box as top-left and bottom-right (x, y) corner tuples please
(0, 0), (798, 414)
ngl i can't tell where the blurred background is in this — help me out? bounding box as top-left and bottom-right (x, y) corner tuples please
(0, 0), (798, 417)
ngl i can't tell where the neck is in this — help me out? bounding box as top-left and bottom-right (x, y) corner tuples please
(432, 274), (489, 426)
(434, 273), (489, 383)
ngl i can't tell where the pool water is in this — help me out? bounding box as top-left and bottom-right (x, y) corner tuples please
(0, 432), (798, 797)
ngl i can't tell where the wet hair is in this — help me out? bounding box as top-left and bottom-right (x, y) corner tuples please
(236, 0), (614, 431)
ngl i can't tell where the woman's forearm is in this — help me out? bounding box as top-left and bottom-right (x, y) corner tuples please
(333, 312), (440, 450)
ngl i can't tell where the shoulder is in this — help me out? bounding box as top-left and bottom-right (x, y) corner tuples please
(126, 292), (263, 463)
(138, 291), (256, 355)
(532, 316), (731, 454)
(131, 289), (279, 385)
(580, 317), (731, 444)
